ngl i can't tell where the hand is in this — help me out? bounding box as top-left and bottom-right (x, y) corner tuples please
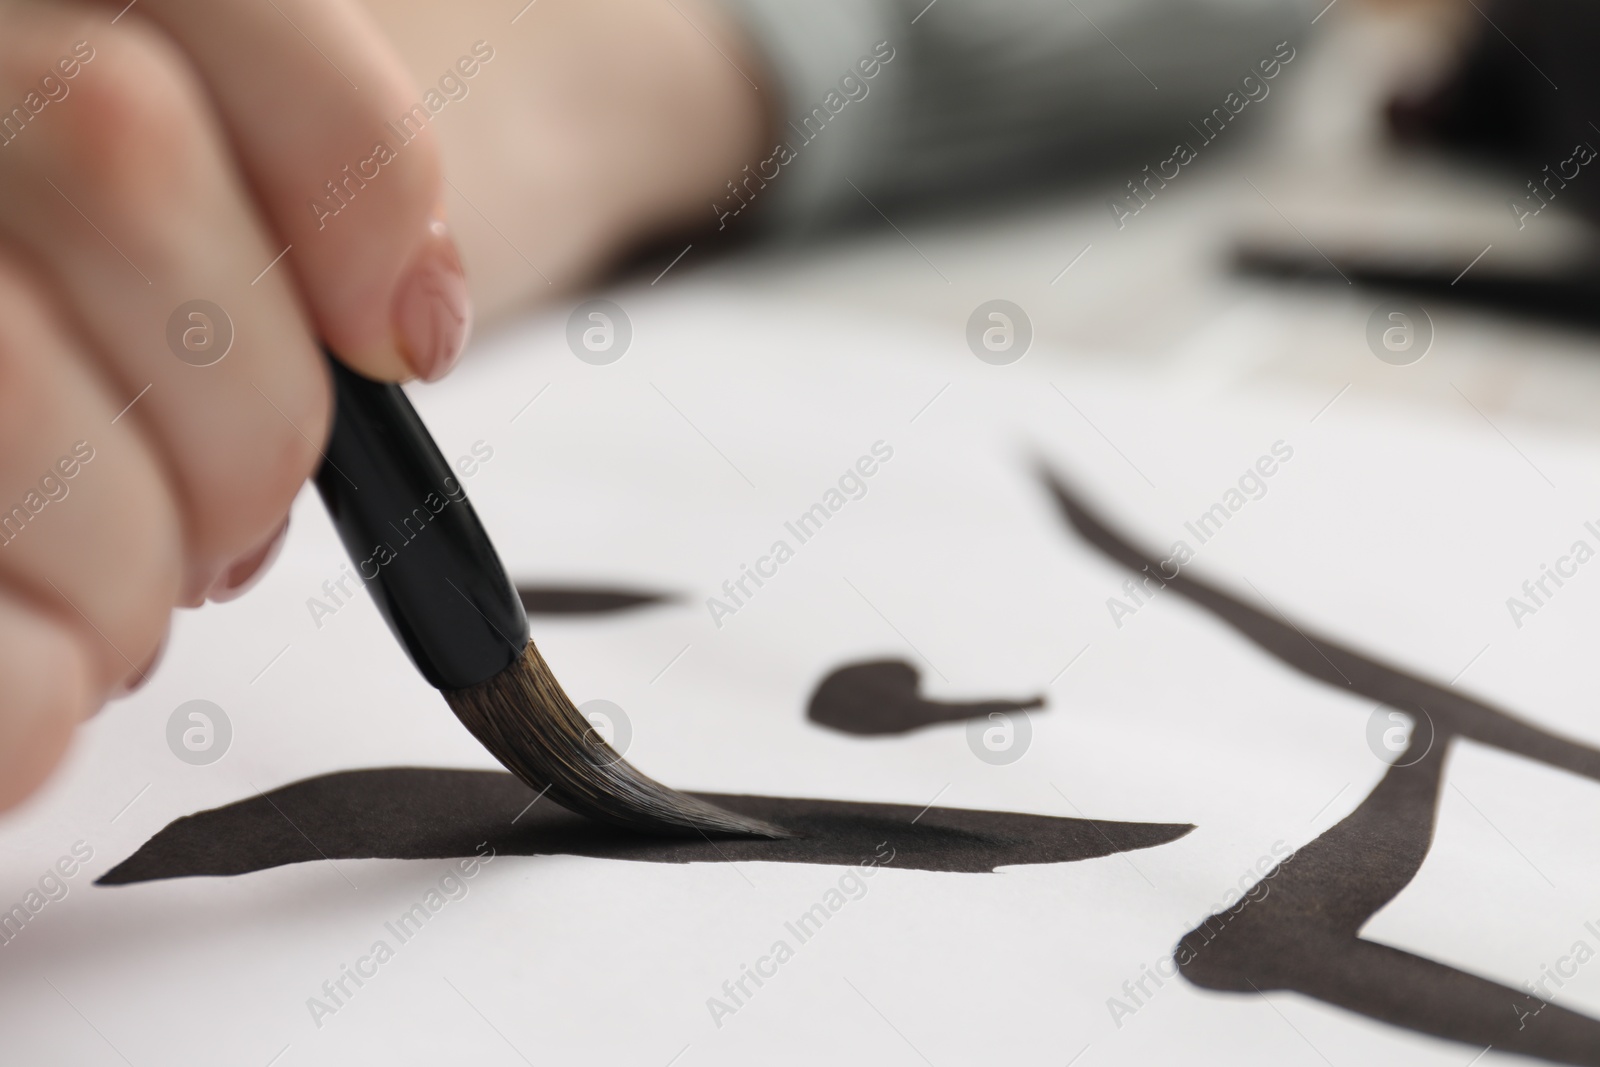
(0, 0), (467, 809)
(360, 0), (771, 319)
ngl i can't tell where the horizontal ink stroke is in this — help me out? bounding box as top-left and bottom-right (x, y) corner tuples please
(99, 767), (1193, 884)
(515, 584), (672, 615)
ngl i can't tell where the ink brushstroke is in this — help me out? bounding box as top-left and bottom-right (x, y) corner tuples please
(515, 584), (672, 615)
(807, 659), (1044, 736)
(1042, 465), (1600, 1065)
(98, 767), (1192, 884)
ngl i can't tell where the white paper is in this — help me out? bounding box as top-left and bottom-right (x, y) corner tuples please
(0, 290), (1596, 1066)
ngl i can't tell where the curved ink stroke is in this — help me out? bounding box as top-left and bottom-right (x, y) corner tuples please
(1042, 466), (1600, 1064)
(97, 767), (1193, 885)
(515, 585), (672, 615)
(807, 659), (1045, 736)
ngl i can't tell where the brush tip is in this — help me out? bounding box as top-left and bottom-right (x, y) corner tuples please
(444, 641), (792, 839)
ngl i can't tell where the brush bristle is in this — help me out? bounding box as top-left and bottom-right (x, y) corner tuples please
(443, 641), (791, 838)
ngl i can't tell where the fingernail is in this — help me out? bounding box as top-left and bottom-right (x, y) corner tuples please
(207, 516), (290, 604)
(109, 630), (169, 703)
(393, 220), (472, 382)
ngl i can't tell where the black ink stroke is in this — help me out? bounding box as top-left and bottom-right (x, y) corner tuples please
(515, 585), (672, 615)
(1042, 466), (1600, 1065)
(807, 659), (1045, 736)
(98, 767), (1192, 885)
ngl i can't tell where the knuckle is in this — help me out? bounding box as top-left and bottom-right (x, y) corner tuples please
(39, 23), (212, 212)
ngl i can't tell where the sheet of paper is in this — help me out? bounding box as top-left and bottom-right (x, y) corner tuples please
(1, 288), (1596, 1066)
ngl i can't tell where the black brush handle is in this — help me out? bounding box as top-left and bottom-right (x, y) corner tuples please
(313, 354), (528, 690)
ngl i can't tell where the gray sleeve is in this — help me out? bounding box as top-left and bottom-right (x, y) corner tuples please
(711, 0), (1311, 230)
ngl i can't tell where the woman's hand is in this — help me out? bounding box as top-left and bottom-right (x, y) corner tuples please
(0, 0), (467, 808)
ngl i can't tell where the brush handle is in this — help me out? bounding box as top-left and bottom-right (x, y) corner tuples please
(313, 355), (529, 690)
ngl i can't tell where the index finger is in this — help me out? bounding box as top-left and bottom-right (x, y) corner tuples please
(99, 0), (471, 382)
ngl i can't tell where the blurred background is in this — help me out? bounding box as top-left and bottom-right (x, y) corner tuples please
(570, 0), (1600, 432)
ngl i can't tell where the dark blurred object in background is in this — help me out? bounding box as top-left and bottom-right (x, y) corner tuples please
(1388, 0), (1600, 216)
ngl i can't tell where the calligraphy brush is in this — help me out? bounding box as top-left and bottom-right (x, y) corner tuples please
(313, 354), (788, 839)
